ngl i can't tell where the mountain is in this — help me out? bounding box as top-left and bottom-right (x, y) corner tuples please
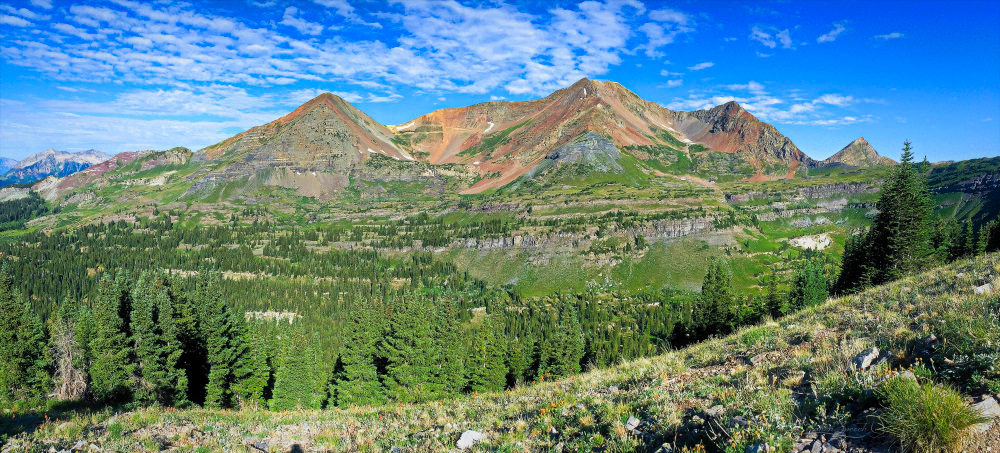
(0, 149), (110, 186)
(186, 92), (415, 199)
(822, 137), (895, 167)
(0, 157), (16, 174)
(392, 78), (813, 192)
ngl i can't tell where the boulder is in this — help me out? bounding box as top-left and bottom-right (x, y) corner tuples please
(972, 397), (1000, 433)
(705, 405), (725, 419)
(974, 283), (993, 294)
(456, 430), (486, 450)
(625, 416), (642, 432)
(851, 347), (879, 370)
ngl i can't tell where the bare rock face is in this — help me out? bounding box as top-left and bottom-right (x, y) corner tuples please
(1, 149), (110, 185)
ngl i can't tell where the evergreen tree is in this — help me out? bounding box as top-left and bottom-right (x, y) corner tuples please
(232, 324), (271, 409)
(466, 315), (507, 392)
(693, 258), (736, 340)
(89, 273), (134, 403)
(836, 141), (934, 292)
(270, 329), (319, 410)
(787, 261), (828, 311)
(334, 302), (386, 408)
(198, 272), (246, 409)
(381, 297), (433, 402)
(429, 299), (466, 396)
(764, 269), (784, 317)
(131, 272), (187, 406)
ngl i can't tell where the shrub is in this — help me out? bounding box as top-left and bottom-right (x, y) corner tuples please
(876, 377), (987, 453)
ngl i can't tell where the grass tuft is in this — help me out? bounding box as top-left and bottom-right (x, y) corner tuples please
(877, 377), (987, 453)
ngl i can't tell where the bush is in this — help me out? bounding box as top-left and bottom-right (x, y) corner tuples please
(877, 378), (987, 453)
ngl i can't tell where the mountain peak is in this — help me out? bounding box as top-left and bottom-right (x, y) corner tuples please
(823, 137), (895, 167)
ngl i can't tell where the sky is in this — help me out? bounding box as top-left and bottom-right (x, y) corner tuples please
(1, 0), (999, 163)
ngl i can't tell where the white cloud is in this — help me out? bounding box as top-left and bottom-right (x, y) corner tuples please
(750, 25), (794, 49)
(750, 25), (775, 48)
(313, 0), (382, 29)
(875, 32), (904, 40)
(0, 14), (31, 27)
(280, 7), (323, 35)
(30, 0), (52, 9)
(638, 7), (695, 57)
(688, 61), (713, 70)
(659, 69), (682, 76)
(817, 22), (846, 43)
(664, 79), (683, 87)
(667, 84), (867, 127)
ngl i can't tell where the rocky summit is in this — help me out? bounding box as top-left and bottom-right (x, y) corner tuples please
(822, 137), (896, 167)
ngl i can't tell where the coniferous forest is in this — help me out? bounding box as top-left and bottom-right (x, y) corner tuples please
(1, 144), (998, 443)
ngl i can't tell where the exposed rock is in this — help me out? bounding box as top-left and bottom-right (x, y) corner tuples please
(972, 397), (1000, 433)
(704, 405), (725, 419)
(851, 347), (879, 370)
(746, 443), (770, 453)
(625, 416), (642, 431)
(251, 441), (268, 452)
(456, 430), (486, 450)
(975, 283), (993, 294)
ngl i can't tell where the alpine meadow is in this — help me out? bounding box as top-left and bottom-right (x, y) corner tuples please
(1, 1), (999, 452)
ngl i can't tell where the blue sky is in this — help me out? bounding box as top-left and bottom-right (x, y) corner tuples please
(1, 0), (998, 163)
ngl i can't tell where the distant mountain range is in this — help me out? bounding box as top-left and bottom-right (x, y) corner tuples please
(1, 149), (109, 186)
(21, 79), (899, 200)
(0, 157), (16, 175)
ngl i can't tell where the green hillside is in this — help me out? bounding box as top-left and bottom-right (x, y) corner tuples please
(4, 253), (997, 452)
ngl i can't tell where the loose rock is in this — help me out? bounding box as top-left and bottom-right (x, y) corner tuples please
(851, 347), (879, 370)
(975, 283), (993, 294)
(625, 416), (641, 432)
(456, 430), (486, 450)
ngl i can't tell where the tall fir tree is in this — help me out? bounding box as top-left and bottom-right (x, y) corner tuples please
(89, 272), (135, 403)
(232, 323), (271, 409)
(836, 141), (935, 292)
(787, 261), (829, 311)
(131, 272), (188, 406)
(334, 302), (386, 408)
(693, 258), (736, 340)
(198, 272), (247, 409)
(270, 329), (320, 410)
(429, 299), (466, 397)
(465, 315), (507, 392)
(381, 297), (434, 402)
(1, 263), (45, 403)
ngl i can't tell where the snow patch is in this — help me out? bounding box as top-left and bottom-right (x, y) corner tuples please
(484, 121), (495, 133)
(681, 138), (692, 143)
(367, 148), (377, 154)
(396, 121), (415, 130)
(472, 161), (480, 165)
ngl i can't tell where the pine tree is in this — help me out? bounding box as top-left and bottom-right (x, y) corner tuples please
(382, 297), (434, 402)
(764, 269), (784, 317)
(198, 272), (245, 409)
(693, 258), (736, 340)
(787, 261), (828, 311)
(837, 141), (934, 292)
(466, 315), (507, 392)
(270, 329), (318, 410)
(334, 302), (386, 408)
(232, 323), (271, 409)
(89, 273), (134, 403)
(131, 272), (187, 406)
(429, 299), (465, 397)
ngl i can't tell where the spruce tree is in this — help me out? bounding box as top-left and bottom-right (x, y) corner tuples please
(837, 141), (935, 292)
(89, 273), (135, 403)
(466, 315), (507, 392)
(429, 299), (466, 397)
(693, 258), (736, 340)
(1, 265), (50, 403)
(131, 272), (187, 406)
(382, 297), (433, 402)
(232, 323), (271, 409)
(867, 141), (935, 282)
(335, 302), (386, 408)
(198, 272), (245, 409)
(270, 329), (317, 410)
(787, 261), (828, 311)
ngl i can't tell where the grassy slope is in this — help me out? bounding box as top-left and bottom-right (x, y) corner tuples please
(5, 254), (997, 452)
